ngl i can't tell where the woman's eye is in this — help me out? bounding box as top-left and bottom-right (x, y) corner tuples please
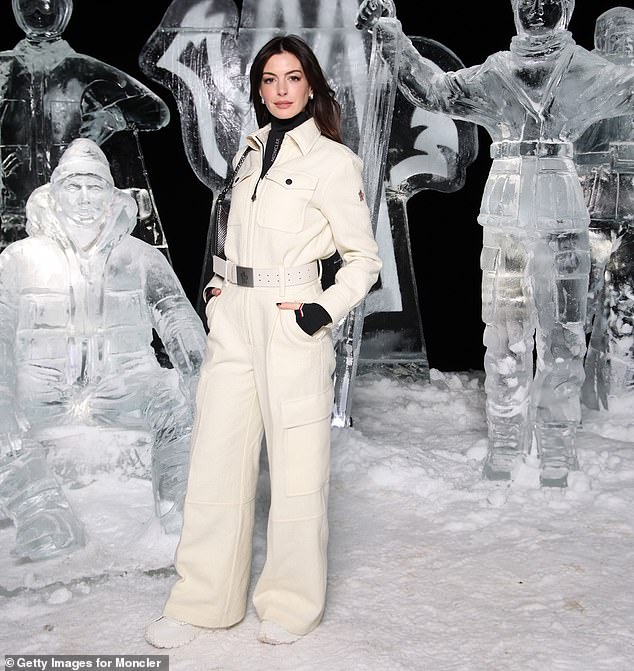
(262, 77), (274, 85)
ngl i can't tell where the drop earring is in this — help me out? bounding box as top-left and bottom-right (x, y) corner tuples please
(309, 92), (314, 100)
(260, 96), (265, 104)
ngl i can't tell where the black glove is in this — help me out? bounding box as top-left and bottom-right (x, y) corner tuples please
(294, 303), (332, 336)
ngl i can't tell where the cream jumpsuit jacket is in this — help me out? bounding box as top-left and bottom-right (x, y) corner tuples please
(163, 117), (382, 635)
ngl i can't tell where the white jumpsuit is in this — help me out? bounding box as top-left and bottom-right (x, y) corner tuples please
(163, 118), (382, 635)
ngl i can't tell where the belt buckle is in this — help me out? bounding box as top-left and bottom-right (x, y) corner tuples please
(235, 265), (254, 287)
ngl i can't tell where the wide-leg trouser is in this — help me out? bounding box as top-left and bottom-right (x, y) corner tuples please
(163, 280), (335, 635)
(478, 155), (590, 469)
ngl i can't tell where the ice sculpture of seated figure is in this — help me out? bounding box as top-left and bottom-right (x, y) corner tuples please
(0, 138), (207, 561)
(357, 0), (634, 486)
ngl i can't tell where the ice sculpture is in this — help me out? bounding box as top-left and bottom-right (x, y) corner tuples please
(359, 35), (478, 366)
(0, 138), (207, 561)
(0, 0), (171, 257)
(330, 17), (402, 425)
(357, 0), (634, 486)
(577, 7), (634, 411)
(140, 0), (475, 425)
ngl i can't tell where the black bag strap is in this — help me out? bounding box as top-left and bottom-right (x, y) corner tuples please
(212, 146), (253, 262)
(217, 146), (252, 204)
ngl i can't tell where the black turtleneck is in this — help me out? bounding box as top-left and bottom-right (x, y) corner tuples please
(260, 110), (310, 179)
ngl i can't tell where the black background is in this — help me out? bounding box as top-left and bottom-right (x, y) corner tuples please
(0, 0), (622, 371)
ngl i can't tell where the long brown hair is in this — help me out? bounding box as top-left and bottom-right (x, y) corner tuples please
(249, 34), (343, 144)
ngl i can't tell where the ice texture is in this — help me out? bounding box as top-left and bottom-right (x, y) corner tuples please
(331, 18), (402, 426)
(356, 0), (634, 486)
(141, 0), (474, 426)
(576, 7), (634, 412)
(0, 0), (171, 257)
(359, 35), (478, 366)
(0, 139), (207, 561)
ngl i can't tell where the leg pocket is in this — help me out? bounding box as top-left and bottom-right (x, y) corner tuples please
(281, 388), (333, 497)
(480, 245), (499, 325)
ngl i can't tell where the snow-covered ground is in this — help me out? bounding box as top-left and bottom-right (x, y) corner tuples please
(2, 369), (634, 670)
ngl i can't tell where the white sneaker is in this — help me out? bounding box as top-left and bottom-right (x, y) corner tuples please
(257, 620), (302, 645)
(144, 616), (202, 649)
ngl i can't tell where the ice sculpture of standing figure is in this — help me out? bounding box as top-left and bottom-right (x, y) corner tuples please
(0, 138), (207, 561)
(577, 7), (634, 411)
(0, 0), (170, 255)
(357, 0), (634, 486)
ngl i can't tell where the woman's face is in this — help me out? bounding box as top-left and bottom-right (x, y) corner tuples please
(259, 51), (312, 121)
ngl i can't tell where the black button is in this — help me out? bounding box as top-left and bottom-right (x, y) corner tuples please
(285, 178), (293, 185)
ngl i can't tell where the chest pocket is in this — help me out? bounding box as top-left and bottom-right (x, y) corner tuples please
(259, 168), (318, 233)
(18, 292), (71, 330)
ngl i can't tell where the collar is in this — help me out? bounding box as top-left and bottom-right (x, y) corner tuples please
(510, 29), (574, 59)
(592, 48), (634, 67)
(13, 38), (74, 70)
(247, 116), (322, 156)
(270, 109), (310, 132)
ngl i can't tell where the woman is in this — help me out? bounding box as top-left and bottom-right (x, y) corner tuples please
(145, 34), (382, 648)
